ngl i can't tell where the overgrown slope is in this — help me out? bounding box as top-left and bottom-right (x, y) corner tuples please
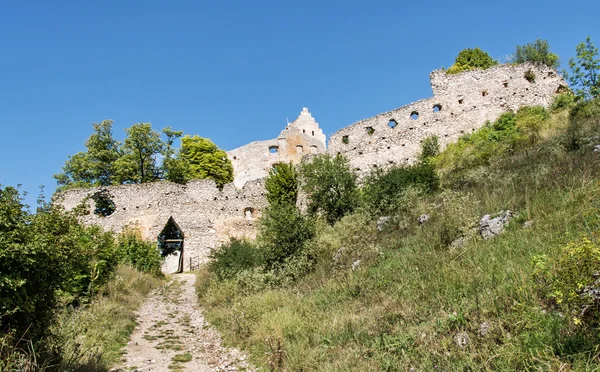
(197, 97), (600, 370)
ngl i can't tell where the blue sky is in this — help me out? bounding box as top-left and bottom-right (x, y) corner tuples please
(1, 0), (599, 207)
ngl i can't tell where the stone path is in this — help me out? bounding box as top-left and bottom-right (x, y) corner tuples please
(116, 274), (253, 372)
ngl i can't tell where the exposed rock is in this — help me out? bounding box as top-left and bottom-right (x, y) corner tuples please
(377, 216), (390, 231)
(351, 260), (361, 271)
(454, 331), (470, 350)
(523, 219), (535, 229)
(593, 144), (600, 153)
(480, 210), (513, 240)
(479, 321), (491, 337)
(417, 213), (430, 226)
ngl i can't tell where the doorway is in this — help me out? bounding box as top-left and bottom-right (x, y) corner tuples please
(158, 217), (184, 273)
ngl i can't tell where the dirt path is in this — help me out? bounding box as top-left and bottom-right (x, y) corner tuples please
(117, 274), (253, 372)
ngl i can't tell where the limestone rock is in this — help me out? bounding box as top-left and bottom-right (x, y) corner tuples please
(454, 331), (470, 350)
(480, 210), (513, 240)
(417, 213), (430, 226)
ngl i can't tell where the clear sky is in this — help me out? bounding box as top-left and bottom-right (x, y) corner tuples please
(1, 0), (599, 208)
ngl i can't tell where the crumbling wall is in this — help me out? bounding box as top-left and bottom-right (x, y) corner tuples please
(228, 108), (326, 187)
(55, 179), (268, 271)
(328, 63), (566, 174)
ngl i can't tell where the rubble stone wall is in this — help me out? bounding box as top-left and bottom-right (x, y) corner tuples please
(327, 63), (566, 174)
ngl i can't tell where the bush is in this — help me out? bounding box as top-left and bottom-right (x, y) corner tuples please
(300, 154), (359, 225)
(551, 92), (577, 113)
(115, 226), (163, 274)
(265, 162), (298, 206)
(447, 47), (498, 74)
(419, 135), (440, 163)
(208, 238), (261, 280)
(563, 98), (600, 151)
(362, 164), (438, 217)
(539, 237), (600, 326)
(259, 202), (315, 269)
(510, 39), (560, 68)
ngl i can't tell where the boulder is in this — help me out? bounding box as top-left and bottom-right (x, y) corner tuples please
(480, 210), (513, 240)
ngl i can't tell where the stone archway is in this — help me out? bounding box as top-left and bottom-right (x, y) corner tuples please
(158, 217), (184, 273)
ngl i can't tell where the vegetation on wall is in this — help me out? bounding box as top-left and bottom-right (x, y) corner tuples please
(509, 38), (560, 68)
(446, 47), (498, 74)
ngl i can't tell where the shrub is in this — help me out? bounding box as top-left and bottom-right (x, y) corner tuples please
(551, 92), (577, 113)
(540, 237), (600, 326)
(446, 47), (498, 74)
(563, 97), (600, 151)
(510, 39), (560, 68)
(259, 202), (315, 269)
(362, 164), (438, 217)
(115, 227), (162, 274)
(208, 238), (261, 280)
(419, 135), (440, 163)
(265, 162), (298, 207)
(300, 154), (359, 225)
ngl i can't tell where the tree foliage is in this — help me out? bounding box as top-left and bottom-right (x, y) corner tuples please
(564, 37), (600, 101)
(447, 47), (498, 74)
(265, 162), (298, 207)
(178, 135), (233, 188)
(259, 202), (315, 269)
(300, 154), (358, 225)
(55, 122), (233, 189)
(510, 38), (560, 68)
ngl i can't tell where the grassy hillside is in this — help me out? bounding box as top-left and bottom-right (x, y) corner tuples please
(196, 96), (600, 370)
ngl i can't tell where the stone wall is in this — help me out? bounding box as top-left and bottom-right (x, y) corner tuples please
(55, 63), (567, 271)
(54, 179), (268, 272)
(228, 108), (326, 187)
(327, 63), (566, 174)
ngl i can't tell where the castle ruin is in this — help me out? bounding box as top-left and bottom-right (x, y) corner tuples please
(55, 63), (566, 272)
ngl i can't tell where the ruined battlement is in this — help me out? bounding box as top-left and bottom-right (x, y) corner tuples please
(56, 63), (566, 272)
(227, 107), (327, 187)
(328, 63), (566, 174)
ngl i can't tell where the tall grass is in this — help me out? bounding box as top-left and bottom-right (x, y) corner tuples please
(196, 101), (600, 370)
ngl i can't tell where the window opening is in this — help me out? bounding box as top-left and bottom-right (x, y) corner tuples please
(269, 146), (278, 154)
(410, 111), (419, 120)
(433, 104), (442, 113)
(91, 189), (115, 217)
(388, 119), (397, 128)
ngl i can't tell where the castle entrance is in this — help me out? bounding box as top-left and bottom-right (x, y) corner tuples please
(158, 217), (184, 273)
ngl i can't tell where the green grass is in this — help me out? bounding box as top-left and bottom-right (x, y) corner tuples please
(49, 265), (164, 371)
(196, 103), (600, 370)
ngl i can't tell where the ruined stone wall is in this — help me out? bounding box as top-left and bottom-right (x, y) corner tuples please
(327, 63), (566, 174)
(228, 108), (326, 187)
(55, 179), (267, 272)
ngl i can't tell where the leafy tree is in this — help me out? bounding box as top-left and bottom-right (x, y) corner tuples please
(208, 238), (261, 280)
(118, 123), (164, 184)
(564, 37), (600, 100)
(259, 202), (314, 268)
(299, 154), (358, 225)
(510, 39), (560, 68)
(447, 48), (498, 74)
(265, 162), (298, 206)
(115, 227), (162, 274)
(178, 135), (233, 188)
(54, 120), (121, 189)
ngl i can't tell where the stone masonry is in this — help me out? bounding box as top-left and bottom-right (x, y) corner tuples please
(328, 63), (566, 174)
(56, 63), (566, 271)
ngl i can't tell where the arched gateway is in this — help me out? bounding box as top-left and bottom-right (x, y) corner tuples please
(158, 217), (184, 273)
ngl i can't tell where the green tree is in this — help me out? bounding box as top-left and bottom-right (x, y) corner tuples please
(118, 123), (164, 184)
(510, 39), (560, 68)
(419, 135), (440, 164)
(54, 120), (121, 189)
(299, 154), (358, 225)
(564, 37), (600, 100)
(259, 202), (314, 268)
(178, 135), (233, 188)
(265, 162), (298, 206)
(447, 48), (498, 74)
